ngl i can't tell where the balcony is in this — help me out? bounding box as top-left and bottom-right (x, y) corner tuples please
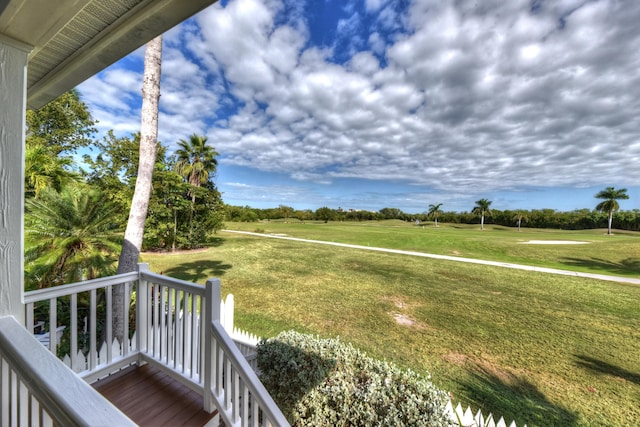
(0, 264), (289, 427)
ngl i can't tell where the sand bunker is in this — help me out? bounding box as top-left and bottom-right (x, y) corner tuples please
(520, 240), (590, 245)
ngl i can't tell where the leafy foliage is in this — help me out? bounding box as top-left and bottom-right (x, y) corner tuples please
(257, 330), (450, 427)
(25, 90), (95, 197)
(224, 205), (260, 222)
(26, 89), (97, 156)
(25, 144), (79, 197)
(24, 185), (122, 289)
(83, 133), (224, 250)
(595, 187), (629, 213)
(315, 206), (335, 223)
(82, 131), (142, 222)
(174, 133), (219, 191)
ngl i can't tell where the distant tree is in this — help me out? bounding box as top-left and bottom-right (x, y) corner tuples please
(595, 187), (629, 235)
(427, 203), (443, 227)
(472, 198), (493, 230)
(144, 167), (191, 251)
(379, 207), (403, 220)
(225, 205), (260, 222)
(176, 182), (224, 249)
(295, 209), (314, 222)
(277, 205), (294, 222)
(315, 206), (334, 223)
(174, 133), (219, 205)
(84, 131), (142, 185)
(513, 210), (528, 232)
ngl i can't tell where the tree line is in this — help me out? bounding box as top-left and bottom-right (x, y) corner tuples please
(224, 200), (639, 232)
(24, 90), (224, 291)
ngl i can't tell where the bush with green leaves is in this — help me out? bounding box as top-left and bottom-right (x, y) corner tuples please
(257, 330), (451, 426)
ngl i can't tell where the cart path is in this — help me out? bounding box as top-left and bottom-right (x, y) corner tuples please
(222, 230), (640, 285)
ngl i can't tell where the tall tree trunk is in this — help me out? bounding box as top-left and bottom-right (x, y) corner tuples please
(608, 211), (613, 235)
(113, 35), (162, 343)
(172, 208), (177, 252)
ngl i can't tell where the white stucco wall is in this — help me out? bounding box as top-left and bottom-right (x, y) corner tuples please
(0, 35), (31, 324)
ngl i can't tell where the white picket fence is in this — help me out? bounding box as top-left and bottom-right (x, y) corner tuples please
(446, 401), (526, 427)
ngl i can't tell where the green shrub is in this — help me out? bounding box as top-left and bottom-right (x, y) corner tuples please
(257, 330), (451, 426)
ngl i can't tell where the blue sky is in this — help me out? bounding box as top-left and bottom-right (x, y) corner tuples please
(78, 0), (639, 213)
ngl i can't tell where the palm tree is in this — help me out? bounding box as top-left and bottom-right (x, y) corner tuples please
(25, 144), (79, 197)
(595, 187), (629, 235)
(513, 210), (528, 232)
(472, 198), (492, 230)
(428, 203), (443, 227)
(115, 35), (162, 342)
(24, 186), (122, 289)
(278, 205), (294, 222)
(174, 133), (219, 204)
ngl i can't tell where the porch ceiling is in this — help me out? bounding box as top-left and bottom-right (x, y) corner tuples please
(0, 0), (216, 109)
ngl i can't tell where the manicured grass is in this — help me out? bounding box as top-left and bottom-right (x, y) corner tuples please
(142, 223), (640, 426)
(225, 220), (640, 278)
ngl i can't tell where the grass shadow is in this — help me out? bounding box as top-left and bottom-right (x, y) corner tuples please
(487, 226), (511, 231)
(456, 365), (578, 426)
(560, 256), (640, 276)
(575, 355), (640, 385)
(203, 237), (225, 247)
(162, 260), (232, 283)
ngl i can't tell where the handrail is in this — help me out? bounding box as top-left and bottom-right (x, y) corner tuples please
(210, 320), (290, 427)
(23, 271), (139, 303)
(205, 279), (290, 427)
(24, 270), (139, 374)
(0, 315), (136, 427)
(136, 265), (205, 385)
(140, 270), (206, 296)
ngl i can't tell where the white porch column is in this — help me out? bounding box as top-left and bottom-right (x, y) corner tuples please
(0, 34), (32, 325)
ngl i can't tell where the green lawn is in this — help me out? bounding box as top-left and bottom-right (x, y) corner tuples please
(225, 220), (640, 278)
(142, 222), (640, 426)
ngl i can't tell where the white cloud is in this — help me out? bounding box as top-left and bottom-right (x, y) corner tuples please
(79, 0), (640, 210)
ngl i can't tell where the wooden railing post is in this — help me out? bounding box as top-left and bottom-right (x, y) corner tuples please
(204, 278), (221, 413)
(137, 264), (150, 361)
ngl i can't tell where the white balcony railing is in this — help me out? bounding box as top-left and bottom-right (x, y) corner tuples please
(0, 315), (136, 427)
(15, 263), (289, 427)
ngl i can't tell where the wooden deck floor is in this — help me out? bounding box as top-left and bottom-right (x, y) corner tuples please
(92, 364), (218, 427)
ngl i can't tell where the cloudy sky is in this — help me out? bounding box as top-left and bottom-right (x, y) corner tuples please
(78, 0), (639, 213)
